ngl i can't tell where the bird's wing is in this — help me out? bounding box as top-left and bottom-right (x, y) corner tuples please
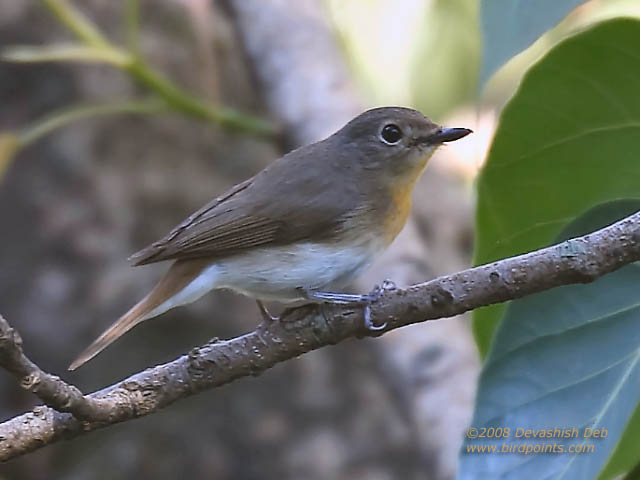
(129, 178), (279, 265)
(129, 152), (357, 266)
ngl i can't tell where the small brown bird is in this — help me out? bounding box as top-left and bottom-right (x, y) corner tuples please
(69, 107), (471, 370)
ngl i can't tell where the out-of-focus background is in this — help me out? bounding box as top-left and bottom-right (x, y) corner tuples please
(0, 0), (632, 478)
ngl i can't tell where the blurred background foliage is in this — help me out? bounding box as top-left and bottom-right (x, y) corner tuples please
(327, 0), (479, 120)
(3, 0), (640, 479)
(5, 0), (640, 183)
(329, 0), (640, 118)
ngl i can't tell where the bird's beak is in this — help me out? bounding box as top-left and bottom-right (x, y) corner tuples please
(424, 127), (472, 144)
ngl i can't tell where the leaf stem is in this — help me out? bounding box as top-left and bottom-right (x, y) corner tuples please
(2, 44), (132, 67)
(17, 99), (167, 147)
(125, 59), (275, 134)
(40, 0), (109, 48)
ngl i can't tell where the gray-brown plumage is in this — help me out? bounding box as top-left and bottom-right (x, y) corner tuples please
(69, 107), (471, 370)
(129, 140), (365, 265)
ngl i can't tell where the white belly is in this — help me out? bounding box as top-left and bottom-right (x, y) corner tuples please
(213, 240), (381, 301)
(142, 238), (383, 320)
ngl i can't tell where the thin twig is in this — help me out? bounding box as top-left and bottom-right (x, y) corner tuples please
(0, 210), (639, 462)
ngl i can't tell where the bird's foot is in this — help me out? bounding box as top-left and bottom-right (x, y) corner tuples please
(297, 280), (397, 332)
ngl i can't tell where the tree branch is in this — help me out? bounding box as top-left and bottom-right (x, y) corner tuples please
(0, 316), (112, 422)
(1, 210), (639, 462)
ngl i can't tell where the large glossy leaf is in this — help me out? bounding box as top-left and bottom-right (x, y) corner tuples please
(459, 200), (640, 480)
(479, 0), (588, 86)
(473, 19), (640, 355)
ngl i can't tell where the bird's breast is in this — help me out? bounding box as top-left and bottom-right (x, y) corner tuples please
(381, 187), (412, 245)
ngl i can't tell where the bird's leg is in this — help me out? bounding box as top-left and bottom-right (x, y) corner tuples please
(255, 300), (280, 345)
(256, 300), (278, 324)
(297, 280), (396, 332)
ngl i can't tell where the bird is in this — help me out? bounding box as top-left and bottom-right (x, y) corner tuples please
(69, 106), (471, 370)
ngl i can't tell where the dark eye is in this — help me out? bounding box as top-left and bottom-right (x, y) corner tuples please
(380, 124), (403, 144)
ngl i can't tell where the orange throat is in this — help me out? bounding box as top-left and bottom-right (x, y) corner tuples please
(380, 156), (432, 245)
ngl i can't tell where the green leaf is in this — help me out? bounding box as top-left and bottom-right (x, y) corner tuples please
(459, 200), (640, 480)
(479, 0), (588, 86)
(473, 18), (640, 355)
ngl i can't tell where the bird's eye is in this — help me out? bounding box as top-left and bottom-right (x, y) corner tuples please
(380, 124), (403, 145)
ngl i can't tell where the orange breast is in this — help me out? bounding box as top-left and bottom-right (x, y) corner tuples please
(381, 185), (413, 245)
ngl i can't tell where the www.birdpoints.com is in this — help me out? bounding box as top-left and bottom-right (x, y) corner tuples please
(464, 426), (607, 455)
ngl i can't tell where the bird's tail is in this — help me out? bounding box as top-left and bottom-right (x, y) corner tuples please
(69, 259), (208, 370)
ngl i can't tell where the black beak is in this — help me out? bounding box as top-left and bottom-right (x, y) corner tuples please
(425, 127), (472, 144)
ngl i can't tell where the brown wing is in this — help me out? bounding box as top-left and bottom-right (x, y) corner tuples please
(129, 140), (360, 266)
(129, 178), (282, 265)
